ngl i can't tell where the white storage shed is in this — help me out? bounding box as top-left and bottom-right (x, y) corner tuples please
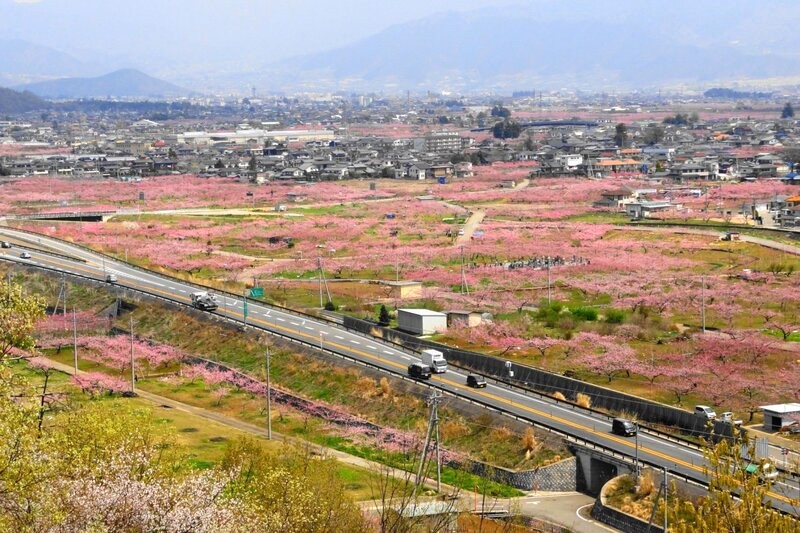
(397, 309), (447, 335)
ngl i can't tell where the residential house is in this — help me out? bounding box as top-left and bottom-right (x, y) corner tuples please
(407, 162), (431, 180)
(595, 189), (633, 209)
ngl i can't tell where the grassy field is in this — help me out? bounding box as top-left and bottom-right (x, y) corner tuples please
(15, 360), (381, 501)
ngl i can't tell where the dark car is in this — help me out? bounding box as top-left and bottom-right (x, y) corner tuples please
(408, 362), (432, 380)
(466, 374), (487, 388)
(1, 241), (10, 248)
(612, 418), (637, 437)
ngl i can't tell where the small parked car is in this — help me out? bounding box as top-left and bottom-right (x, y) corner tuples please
(612, 418), (637, 437)
(720, 412), (743, 426)
(19, 251), (31, 259)
(407, 362), (432, 380)
(105, 273), (118, 283)
(694, 405), (717, 420)
(466, 374), (487, 388)
(1, 241), (11, 248)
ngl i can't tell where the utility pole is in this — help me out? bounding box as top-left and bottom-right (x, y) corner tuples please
(129, 315), (135, 392)
(318, 256), (324, 308)
(460, 245), (470, 295)
(701, 275), (706, 333)
(54, 275), (67, 316)
(547, 262), (552, 305)
(73, 307), (78, 372)
(414, 389), (443, 496)
(266, 346), (272, 440)
(435, 401), (442, 494)
(663, 467), (668, 532)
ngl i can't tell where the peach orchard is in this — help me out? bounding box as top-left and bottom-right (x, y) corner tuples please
(9, 165), (800, 415)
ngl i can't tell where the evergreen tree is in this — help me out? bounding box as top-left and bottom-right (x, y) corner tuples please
(378, 305), (391, 326)
(490, 104), (511, 118)
(782, 102), (795, 119)
(492, 119), (522, 139)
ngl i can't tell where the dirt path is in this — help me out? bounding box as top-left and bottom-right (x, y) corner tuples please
(624, 224), (800, 256)
(456, 210), (486, 244)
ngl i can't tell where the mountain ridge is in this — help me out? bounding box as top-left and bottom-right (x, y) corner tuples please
(16, 69), (193, 99)
(254, 4), (800, 91)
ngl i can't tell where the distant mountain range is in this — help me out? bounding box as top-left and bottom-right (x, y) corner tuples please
(5, 1), (800, 94)
(0, 38), (93, 87)
(15, 69), (192, 99)
(256, 5), (800, 91)
(0, 87), (48, 114)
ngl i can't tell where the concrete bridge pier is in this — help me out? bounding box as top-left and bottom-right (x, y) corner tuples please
(570, 444), (635, 496)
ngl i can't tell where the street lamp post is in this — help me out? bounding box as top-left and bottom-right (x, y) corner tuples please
(242, 289), (247, 327)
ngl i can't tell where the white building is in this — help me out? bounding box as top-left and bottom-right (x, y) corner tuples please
(761, 403), (800, 432)
(397, 309), (447, 335)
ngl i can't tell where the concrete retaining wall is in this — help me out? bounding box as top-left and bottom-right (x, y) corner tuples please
(464, 457), (576, 492)
(591, 498), (663, 533)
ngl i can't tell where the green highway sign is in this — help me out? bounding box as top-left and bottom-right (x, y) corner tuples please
(249, 287), (264, 298)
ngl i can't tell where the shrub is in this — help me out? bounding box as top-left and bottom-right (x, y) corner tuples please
(492, 426), (513, 440)
(552, 391), (566, 401)
(636, 471), (655, 497)
(605, 308), (625, 324)
(440, 419), (471, 440)
(570, 306), (598, 321)
(324, 300), (337, 311)
(556, 316), (576, 331)
(576, 393), (592, 408)
(354, 376), (377, 399)
(378, 377), (391, 397)
(522, 427), (539, 452)
(536, 301), (565, 327)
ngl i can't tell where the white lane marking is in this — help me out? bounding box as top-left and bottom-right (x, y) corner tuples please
(276, 317), (285, 322)
(576, 504), (617, 531)
(350, 340), (360, 345)
(367, 345), (377, 350)
(335, 335), (344, 340)
(304, 326), (314, 330)
(290, 321), (300, 326)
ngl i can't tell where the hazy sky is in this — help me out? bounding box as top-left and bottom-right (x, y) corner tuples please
(1, 0), (518, 69)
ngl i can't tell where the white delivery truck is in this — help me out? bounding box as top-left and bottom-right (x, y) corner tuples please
(421, 348), (448, 374)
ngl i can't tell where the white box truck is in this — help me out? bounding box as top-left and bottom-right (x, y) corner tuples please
(421, 349), (447, 374)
